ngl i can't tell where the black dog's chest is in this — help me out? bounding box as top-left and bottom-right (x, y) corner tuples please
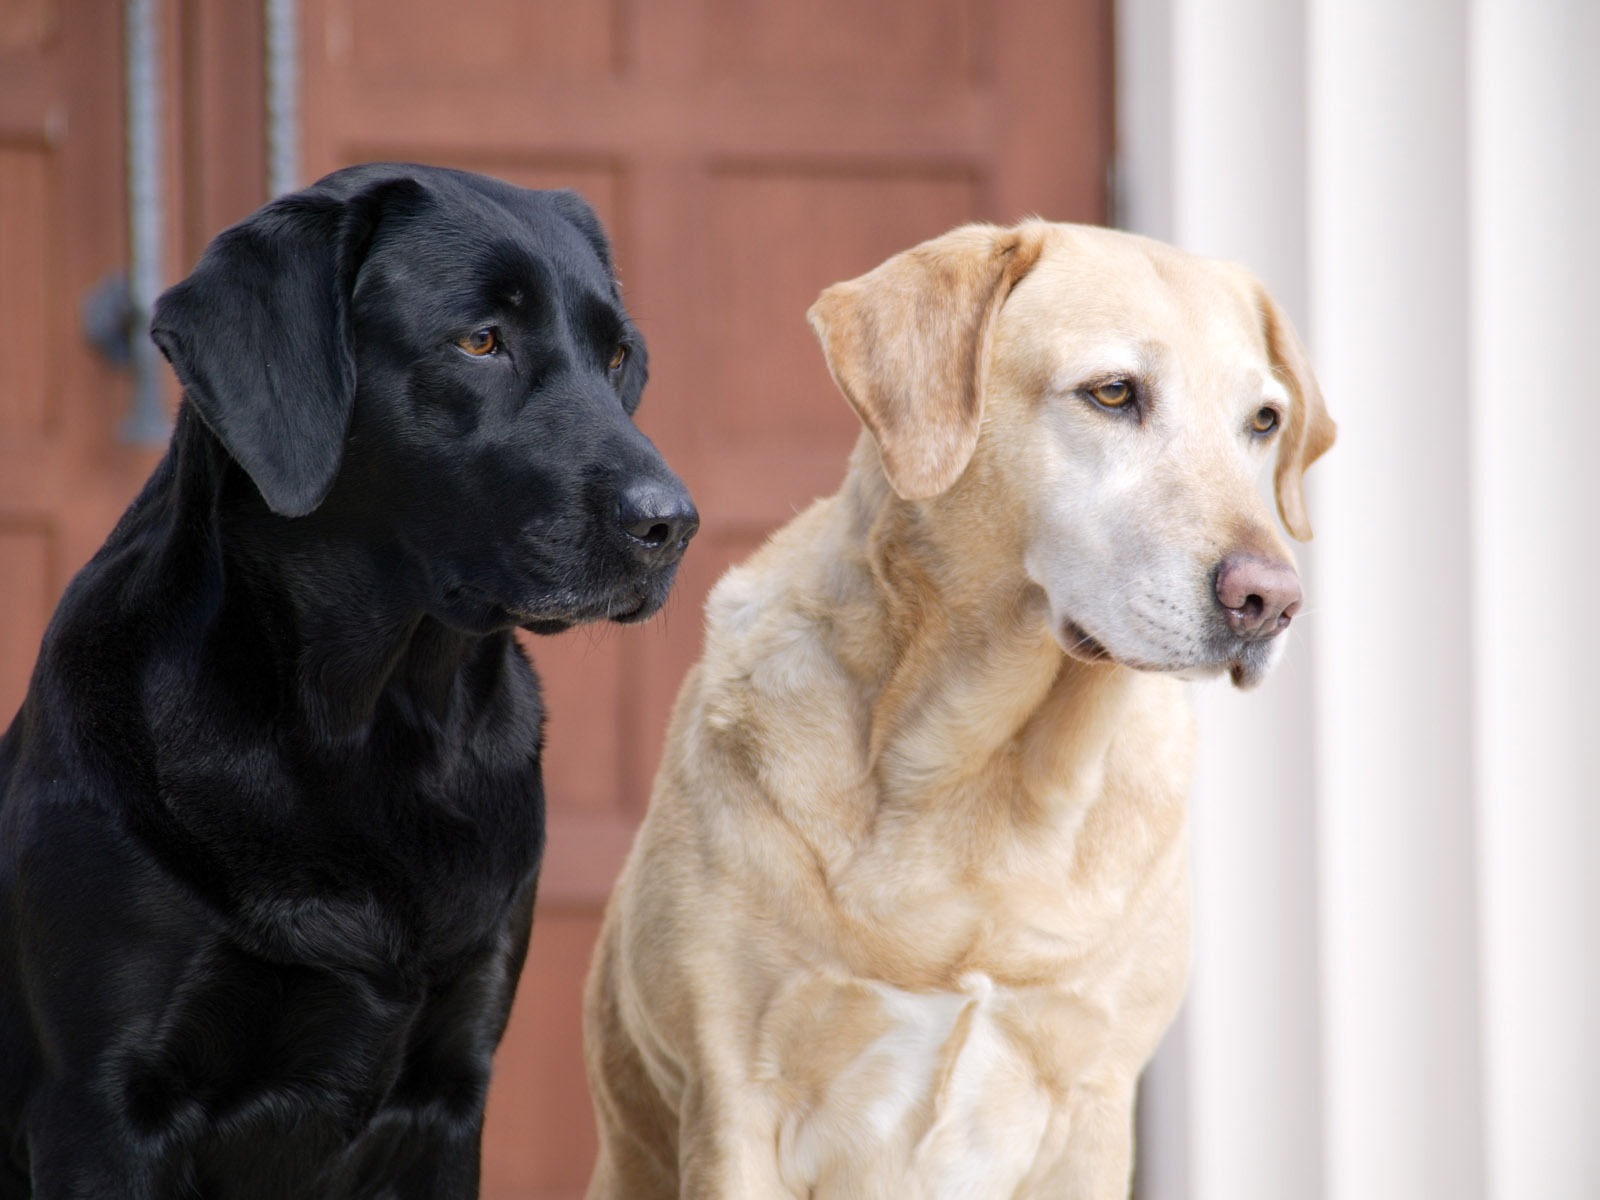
(122, 914), (522, 1197)
(141, 643), (548, 953)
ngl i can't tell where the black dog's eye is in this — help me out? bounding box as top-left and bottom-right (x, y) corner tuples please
(1251, 406), (1281, 435)
(456, 327), (500, 358)
(1085, 379), (1136, 412)
(608, 344), (627, 372)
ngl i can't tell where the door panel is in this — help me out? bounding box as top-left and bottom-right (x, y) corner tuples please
(341, 0), (623, 79)
(702, 0), (981, 82)
(0, 146), (51, 440)
(0, 525), (54, 720)
(0, 143), (55, 721)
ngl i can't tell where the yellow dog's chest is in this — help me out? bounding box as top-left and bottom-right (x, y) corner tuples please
(755, 973), (1101, 1198)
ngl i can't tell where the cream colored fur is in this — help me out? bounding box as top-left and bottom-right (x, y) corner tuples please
(583, 221), (1335, 1199)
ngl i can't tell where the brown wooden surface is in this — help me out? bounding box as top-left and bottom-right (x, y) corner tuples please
(1, 0), (157, 728)
(0, 0), (268, 725)
(0, 3), (1112, 1195)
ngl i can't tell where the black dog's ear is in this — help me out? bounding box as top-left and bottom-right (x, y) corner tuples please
(151, 177), (424, 517)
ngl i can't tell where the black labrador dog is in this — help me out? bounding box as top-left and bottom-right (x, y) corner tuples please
(0, 163), (695, 1198)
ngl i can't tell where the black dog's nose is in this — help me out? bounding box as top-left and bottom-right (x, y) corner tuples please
(618, 482), (698, 564)
(1214, 553), (1302, 640)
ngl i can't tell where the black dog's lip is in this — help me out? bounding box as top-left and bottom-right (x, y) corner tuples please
(440, 579), (652, 634)
(607, 591), (655, 623)
(520, 616), (575, 635)
(510, 579), (669, 634)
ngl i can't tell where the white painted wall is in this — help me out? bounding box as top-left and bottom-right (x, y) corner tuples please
(1119, 2), (1600, 1198)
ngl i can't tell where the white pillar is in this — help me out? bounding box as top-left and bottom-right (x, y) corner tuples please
(1468, 2), (1600, 1196)
(1125, 3), (1599, 1198)
(1123, 2), (1324, 1198)
(1173, 0), (1326, 1198)
(1307, 2), (1485, 1197)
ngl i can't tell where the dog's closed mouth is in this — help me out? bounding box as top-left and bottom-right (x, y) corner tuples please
(609, 592), (654, 622)
(1060, 618), (1113, 664)
(513, 585), (660, 633)
(521, 616), (574, 635)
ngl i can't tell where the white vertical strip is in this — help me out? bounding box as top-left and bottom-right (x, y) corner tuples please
(1469, 2), (1600, 1196)
(1306, 2), (1484, 1198)
(265, 0), (300, 197)
(1121, 2), (1325, 1197)
(1170, 0), (1308, 313)
(121, 0), (171, 445)
(1167, 3), (1326, 1200)
(1113, 0), (1173, 244)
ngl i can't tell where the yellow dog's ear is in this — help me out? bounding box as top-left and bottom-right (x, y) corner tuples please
(1259, 290), (1337, 541)
(807, 223), (1045, 501)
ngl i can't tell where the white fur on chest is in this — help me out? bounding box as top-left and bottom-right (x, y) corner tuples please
(765, 974), (1055, 1199)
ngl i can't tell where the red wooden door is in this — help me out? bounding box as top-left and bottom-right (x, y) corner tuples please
(2, 3), (1112, 1197)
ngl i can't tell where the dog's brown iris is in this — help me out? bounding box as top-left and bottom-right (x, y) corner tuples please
(609, 344), (627, 371)
(1091, 380), (1132, 408)
(1251, 406), (1280, 434)
(457, 327), (498, 356)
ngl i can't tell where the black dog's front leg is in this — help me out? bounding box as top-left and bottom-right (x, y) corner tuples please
(19, 1106), (172, 1200)
(387, 1127), (483, 1200)
(0, 1148), (31, 1200)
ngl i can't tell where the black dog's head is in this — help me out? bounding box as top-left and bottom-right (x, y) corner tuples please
(151, 163), (696, 635)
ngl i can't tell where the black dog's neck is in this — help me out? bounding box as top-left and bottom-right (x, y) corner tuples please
(163, 404), (497, 743)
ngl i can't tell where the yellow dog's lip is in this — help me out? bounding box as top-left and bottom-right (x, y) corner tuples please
(1061, 615), (1255, 683)
(1059, 618), (1113, 664)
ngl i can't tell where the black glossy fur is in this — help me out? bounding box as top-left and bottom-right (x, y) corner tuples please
(0, 164), (695, 1198)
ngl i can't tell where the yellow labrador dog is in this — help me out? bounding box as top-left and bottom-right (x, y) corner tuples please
(584, 221), (1335, 1198)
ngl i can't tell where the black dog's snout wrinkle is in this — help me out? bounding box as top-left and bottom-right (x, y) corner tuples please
(618, 480), (699, 563)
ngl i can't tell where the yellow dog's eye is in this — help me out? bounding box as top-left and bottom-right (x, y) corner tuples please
(608, 344), (627, 371)
(1090, 380), (1134, 408)
(1251, 406), (1280, 434)
(457, 327), (499, 357)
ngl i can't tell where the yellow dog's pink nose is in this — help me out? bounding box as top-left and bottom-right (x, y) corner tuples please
(1215, 555), (1302, 640)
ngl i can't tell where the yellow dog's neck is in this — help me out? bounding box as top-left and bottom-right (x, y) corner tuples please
(822, 441), (1142, 821)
